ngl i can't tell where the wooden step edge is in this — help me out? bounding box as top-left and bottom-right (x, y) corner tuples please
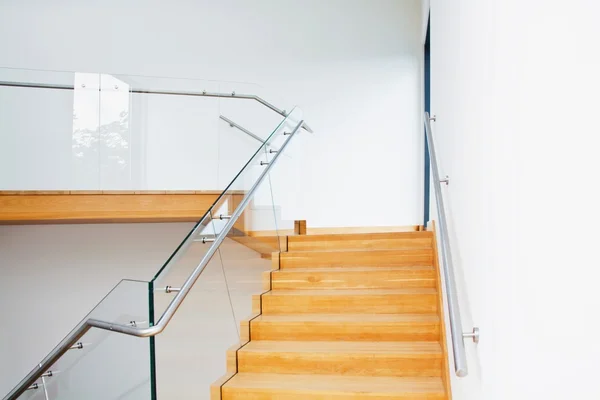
(271, 279), (437, 291)
(210, 371), (236, 400)
(236, 342), (444, 377)
(213, 252), (281, 400)
(279, 249), (434, 269)
(298, 225), (423, 235)
(250, 314), (441, 342)
(271, 266), (437, 273)
(253, 313), (441, 323)
(263, 288), (438, 296)
(223, 373), (446, 398)
(270, 268), (437, 289)
(240, 340), (443, 355)
(227, 313), (261, 372)
(282, 248), (434, 256)
(227, 372), (443, 398)
(211, 310), (264, 399)
(258, 254), (282, 293)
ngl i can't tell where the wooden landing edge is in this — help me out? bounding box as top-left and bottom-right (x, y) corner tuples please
(429, 221), (453, 400)
(0, 190), (246, 195)
(210, 252), (281, 400)
(0, 191), (247, 224)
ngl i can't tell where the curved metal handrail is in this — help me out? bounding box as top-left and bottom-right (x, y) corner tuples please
(0, 80), (313, 133)
(424, 112), (479, 377)
(3, 119), (306, 400)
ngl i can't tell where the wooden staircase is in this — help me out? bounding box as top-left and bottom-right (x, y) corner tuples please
(212, 230), (450, 399)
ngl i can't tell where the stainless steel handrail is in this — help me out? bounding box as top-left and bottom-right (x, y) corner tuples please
(219, 115), (269, 145)
(424, 112), (479, 378)
(219, 115), (288, 157)
(0, 80), (314, 133)
(3, 119), (306, 400)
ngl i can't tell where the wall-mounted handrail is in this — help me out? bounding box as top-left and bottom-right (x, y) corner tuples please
(2, 119), (306, 400)
(424, 112), (479, 378)
(0, 80), (314, 133)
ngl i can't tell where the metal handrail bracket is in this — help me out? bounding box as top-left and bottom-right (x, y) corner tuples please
(3, 120), (305, 400)
(219, 115), (270, 145)
(424, 112), (479, 378)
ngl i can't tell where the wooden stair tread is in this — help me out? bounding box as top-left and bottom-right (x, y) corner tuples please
(264, 288), (437, 296)
(281, 249), (433, 268)
(224, 372), (445, 394)
(272, 266), (435, 273)
(260, 288), (437, 314)
(253, 313), (439, 323)
(286, 231), (434, 252)
(237, 341), (443, 377)
(240, 340), (442, 355)
(290, 231), (433, 241)
(270, 266), (437, 290)
(250, 314), (441, 342)
(285, 248), (432, 254)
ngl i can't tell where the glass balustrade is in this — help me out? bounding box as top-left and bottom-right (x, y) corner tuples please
(0, 78), (306, 399)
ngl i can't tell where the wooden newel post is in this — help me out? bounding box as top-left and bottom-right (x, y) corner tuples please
(294, 220), (307, 235)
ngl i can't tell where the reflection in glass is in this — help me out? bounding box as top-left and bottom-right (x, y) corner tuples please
(72, 73), (100, 189)
(100, 74), (131, 189)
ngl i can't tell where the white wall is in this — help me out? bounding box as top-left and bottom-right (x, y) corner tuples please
(0, 223), (194, 397)
(430, 0), (600, 399)
(0, 0), (423, 228)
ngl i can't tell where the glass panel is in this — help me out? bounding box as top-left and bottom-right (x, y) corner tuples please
(99, 74), (132, 190)
(268, 146), (296, 236)
(153, 254), (236, 400)
(15, 384), (46, 400)
(217, 150), (281, 326)
(151, 108), (303, 399)
(1, 68), (285, 192)
(0, 68), (100, 190)
(151, 211), (217, 318)
(217, 81), (286, 190)
(268, 111), (312, 236)
(211, 106), (302, 245)
(16, 279), (152, 400)
(116, 74), (221, 191)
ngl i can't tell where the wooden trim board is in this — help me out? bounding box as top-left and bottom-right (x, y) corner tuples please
(429, 220), (453, 400)
(0, 190), (243, 195)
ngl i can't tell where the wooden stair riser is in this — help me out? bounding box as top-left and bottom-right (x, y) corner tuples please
(222, 373), (446, 400)
(287, 232), (433, 252)
(250, 318), (440, 342)
(237, 349), (442, 377)
(222, 387), (445, 400)
(280, 249), (433, 269)
(271, 268), (436, 290)
(259, 292), (438, 315)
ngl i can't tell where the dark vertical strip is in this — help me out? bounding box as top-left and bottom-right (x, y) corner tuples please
(423, 13), (432, 227)
(148, 282), (157, 400)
